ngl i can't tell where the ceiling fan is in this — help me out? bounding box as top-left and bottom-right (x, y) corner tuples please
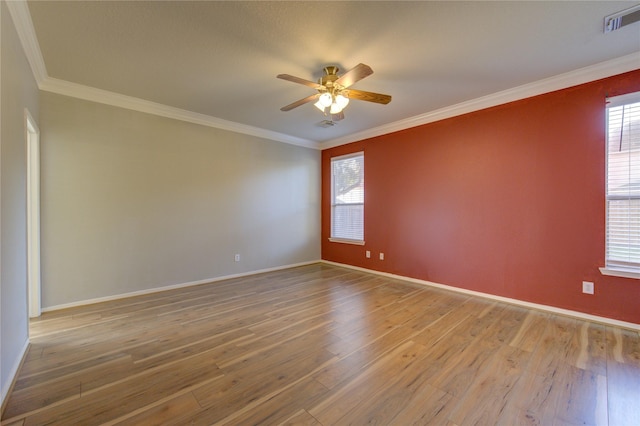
(277, 63), (391, 122)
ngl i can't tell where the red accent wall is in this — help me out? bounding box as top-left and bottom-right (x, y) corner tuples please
(322, 70), (640, 325)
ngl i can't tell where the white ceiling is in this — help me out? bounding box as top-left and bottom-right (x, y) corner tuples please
(19, 1), (640, 148)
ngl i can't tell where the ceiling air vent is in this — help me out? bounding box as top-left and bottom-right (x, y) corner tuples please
(318, 120), (336, 128)
(604, 4), (640, 33)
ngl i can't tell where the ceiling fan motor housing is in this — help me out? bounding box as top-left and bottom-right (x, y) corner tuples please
(320, 66), (340, 90)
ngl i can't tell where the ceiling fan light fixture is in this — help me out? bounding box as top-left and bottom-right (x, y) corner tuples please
(335, 94), (349, 109)
(278, 63), (391, 119)
(329, 102), (343, 114)
(319, 92), (333, 107)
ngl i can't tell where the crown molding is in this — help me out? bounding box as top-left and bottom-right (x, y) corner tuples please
(5, 0), (47, 84)
(8, 0), (638, 151)
(6, 0), (316, 149)
(319, 53), (640, 150)
(39, 77), (317, 149)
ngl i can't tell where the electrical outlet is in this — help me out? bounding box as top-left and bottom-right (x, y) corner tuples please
(234, 254), (240, 262)
(582, 281), (594, 295)
(366, 250), (371, 258)
(379, 252), (384, 260)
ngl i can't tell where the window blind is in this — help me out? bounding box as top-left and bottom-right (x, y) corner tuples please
(331, 152), (364, 241)
(606, 93), (640, 269)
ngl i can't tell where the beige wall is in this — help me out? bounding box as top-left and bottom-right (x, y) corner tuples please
(39, 92), (320, 308)
(1, 1), (40, 403)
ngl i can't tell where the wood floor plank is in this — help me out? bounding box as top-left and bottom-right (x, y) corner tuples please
(527, 315), (579, 378)
(217, 377), (330, 426)
(12, 351), (225, 425)
(2, 263), (639, 425)
(173, 356), (336, 425)
(278, 409), (322, 426)
(605, 327), (640, 426)
(552, 366), (608, 426)
(1, 378), (81, 421)
(447, 344), (530, 425)
(431, 338), (504, 398)
(423, 305), (511, 397)
(180, 338), (336, 425)
(498, 370), (560, 425)
(329, 343), (454, 425)
(386, 381), (456, 425)
(4, 355), (132, 419)
(108, 392), (202, 425)
(308, 340), (431, 424)
(509, 310), (549, 353)
(313, 325), (418, 390)
(572, 322), (607, 374)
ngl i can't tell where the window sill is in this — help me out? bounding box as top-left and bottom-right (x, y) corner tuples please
(599, 266), (640, 279)
(328, 238), (365, 246)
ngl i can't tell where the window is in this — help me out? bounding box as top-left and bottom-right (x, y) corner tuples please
(602, 92), (640, 278)
(330, 152), (364, 244)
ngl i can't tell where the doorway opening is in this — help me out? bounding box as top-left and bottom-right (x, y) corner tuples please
(26, 109), (41, 318)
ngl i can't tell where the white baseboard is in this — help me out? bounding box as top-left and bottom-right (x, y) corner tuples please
(321, 260), (640, 331)
(42, 260), (321, 313)
(1, 339), (30, 412)
(40, 258), (639, 330)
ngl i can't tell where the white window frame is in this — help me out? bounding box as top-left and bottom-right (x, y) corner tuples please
(329, 152), (365, 245)
(600, 91), (640, 279)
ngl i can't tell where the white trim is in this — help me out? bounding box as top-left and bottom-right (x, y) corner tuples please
(7, 0), (640, 151)
(604, 92), (640, 278)
(330, 152), (365, 244)
(319, 54), (640, 150)
(599, 267), (640, 280)
(1, 339), (29, 409)
(5, 0), (46, 84)
(606, 91), (640, 108)
(328, 238), (365, 246)
(331, 151), (364, 162)
(41, 260), (320, 313)
(322, 260), (640, 331)
(5, 1), (316, 149)
(38, 78), (317, 149)
(25, 109), (41, 318)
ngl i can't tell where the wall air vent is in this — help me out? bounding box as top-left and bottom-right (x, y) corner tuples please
(604, 4), (640, 33)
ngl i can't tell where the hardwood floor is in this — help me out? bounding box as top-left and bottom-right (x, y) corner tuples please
(2, 263), (639, 425)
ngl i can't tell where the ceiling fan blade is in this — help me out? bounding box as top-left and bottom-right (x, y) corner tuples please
(335, 63), (373, 88)
(331, 111), (345, 121)
(280, 93), (320, 111)
(277, 74), (323, 90)
(344, 89), (392, 105)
